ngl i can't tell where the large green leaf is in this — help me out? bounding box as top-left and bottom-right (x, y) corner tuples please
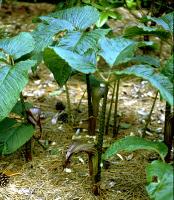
(142, 12), (174, 34)
(130, 55), (160, 67)
(0, 60), (37, 121)
(98, 36), (153, 67)
(43, 47), (72, 87)
(58, 29), (110, 54)
(11, 101), (33, 117)
(48, 6), (100, 30)
(99, 37), (135, 66)
(31, 19), (74, 62)
(0, 118), (34, 154)
(115, 65), (173, 106)
(146, 160), (173, 200)
(32, 6), (99, 63)
(103, 136), (168, 161)
(161, 55), (174, 82)
(46, 46), (96, 74)
(0, 32), (35, 60)
(0, 118), (16, 131)
(124, 25), (170, 39)
(38, 16), (74, 30)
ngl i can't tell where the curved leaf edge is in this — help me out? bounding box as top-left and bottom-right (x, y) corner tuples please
(102, 136), (168, 162)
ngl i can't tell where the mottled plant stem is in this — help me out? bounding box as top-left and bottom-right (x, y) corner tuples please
(113, 79), (120, 138)
(65, 82), (72, 124)
(163, 41), (174, 162)
(105, 81), (116, 135)
(20, 92), (32, 161)
(94, 83), (109, 184)
(86, 74), (93, 116)
(143, 91), (158, 136)
(86, 74), (95, 135)
(164, 102), (173, 162)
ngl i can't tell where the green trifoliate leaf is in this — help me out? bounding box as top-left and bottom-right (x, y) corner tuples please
(142, 11), (174, 34)
(45, 46), (96, 74)
(146, 160), (173, 200)
(0, 118), (34, 155)
(161, 55), (174, 82)
(31, 19), (74, 62)
(0, 32), (35, 60)
(99, 36), (135, 66)
(115, 65), (174, 106)
(48, 6), (100, 30)
(43, 47), (72, 87)
(103, 136), (168, 161)
(130, 55), (160, 67)
(0, 60), (37, 121)
(99, 36), (153, 67)
(58, 29), (110, 54)
(124, 24), (170, 39)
